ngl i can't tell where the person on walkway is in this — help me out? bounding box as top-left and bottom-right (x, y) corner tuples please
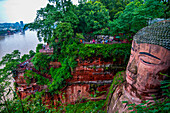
(103, 40), (105, 44)
(93, 39), (95, 43)
(80, 39), (82, 43)
(105, 40), (108, 44)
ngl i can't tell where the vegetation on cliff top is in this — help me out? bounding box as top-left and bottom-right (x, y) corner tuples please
(26, 0), (168, 43)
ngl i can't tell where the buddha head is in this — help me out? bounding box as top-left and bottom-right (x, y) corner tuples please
(125, 21), (170, 101)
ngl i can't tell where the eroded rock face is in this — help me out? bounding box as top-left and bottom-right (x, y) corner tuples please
(14, 56), (125, 108)
(108, 21), (170, 113)
(54, 57), (124, 106)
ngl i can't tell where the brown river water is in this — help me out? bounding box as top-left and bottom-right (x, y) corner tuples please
(0, 30), (43, 61)
(0, 30), (43, 101)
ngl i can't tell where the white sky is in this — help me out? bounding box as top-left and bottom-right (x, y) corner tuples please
(0, 0), (78, 23)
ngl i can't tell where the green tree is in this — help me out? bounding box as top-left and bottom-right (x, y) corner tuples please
(76, 1), (110, 37)
(0, 91), (56, 113)
(26, 0), (74, 43)
(108, 0), (166, 35)
(91, 0), (131, 20)
(139, 0), (166, 20)
(0, 50), (21, 78)
(26, 3), (58, 42)
(20, 50), (35, 62)
(160, 0), (170, 18)
(36, 44), (43, 53)
(61, 11), (79, 35)
(50, 22), (74, 53)
(0, 50), (21, 113)
(31, 53), (51, 74)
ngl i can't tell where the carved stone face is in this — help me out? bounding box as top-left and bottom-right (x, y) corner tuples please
(126, 40), (170, 99)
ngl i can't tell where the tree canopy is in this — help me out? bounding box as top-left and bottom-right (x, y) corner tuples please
(76, 1), (110, 37)
(31, 53), (51, 74)
(108, 0), (166, 35)
(92, 0), (131, 20)
(26, 0), (74, 43)
(26, 0), (168, 44)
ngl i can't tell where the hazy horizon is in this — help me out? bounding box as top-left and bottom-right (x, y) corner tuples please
(0, 0), (78, 24)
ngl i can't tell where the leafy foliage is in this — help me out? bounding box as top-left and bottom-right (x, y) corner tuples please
(0, 50), (36, 113)
(57, 99), (106, 113)
(26, 0), (74, 43)
(53, 22), (74, 40)
(79, 43), (131, 64)
(0, 91), (56, 113)
(31, 53), (51, 74)
(0, 50), (21, 102)
(24, 70), (50, 85)
(47, 22), (78, 93)
(61, 11), (79, 35)
(108, 0), (166, 35)
(76, 1), (110, 37)
(20, 50), (35, 62)
(35, 43), (43, 53)
(27, 0), (167, 41)
(93, 0), (131, 20)
(0, 50), (35, 79)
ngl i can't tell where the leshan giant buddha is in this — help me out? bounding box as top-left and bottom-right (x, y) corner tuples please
(107, 21), (170, 113)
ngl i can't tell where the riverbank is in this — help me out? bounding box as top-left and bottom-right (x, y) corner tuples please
(0, 30), (42, 105)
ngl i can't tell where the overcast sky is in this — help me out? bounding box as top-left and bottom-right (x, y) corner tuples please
(0, 0), (78, 23)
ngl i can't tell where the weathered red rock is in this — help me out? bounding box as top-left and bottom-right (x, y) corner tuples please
(14, 43), (128, 109)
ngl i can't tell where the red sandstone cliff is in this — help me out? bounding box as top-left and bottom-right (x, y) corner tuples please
(14, 45), (126, 108)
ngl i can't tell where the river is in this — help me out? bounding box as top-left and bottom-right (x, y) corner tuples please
(0, 30), (43, 102)
(0, 30), (43, 61)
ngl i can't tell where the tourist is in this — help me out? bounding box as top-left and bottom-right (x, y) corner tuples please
(80, 39), (82, 43)
(93, 39), (95, 43)
(105, 40), (108, 44)
(102, 40), (105, 44)
(43, 45), (45, 49)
